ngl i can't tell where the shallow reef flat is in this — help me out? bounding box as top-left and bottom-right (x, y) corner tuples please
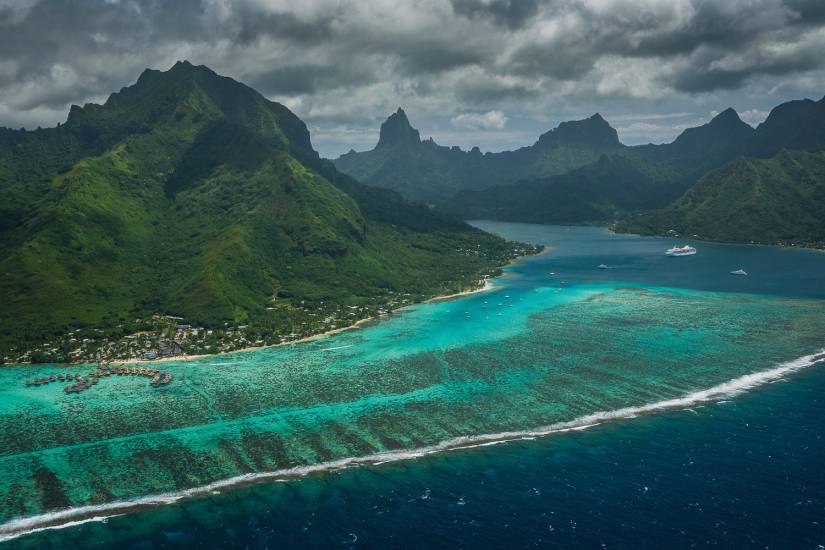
(1, 280), (824, 523)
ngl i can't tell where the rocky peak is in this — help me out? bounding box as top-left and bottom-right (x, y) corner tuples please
(376, 108), (421, 150)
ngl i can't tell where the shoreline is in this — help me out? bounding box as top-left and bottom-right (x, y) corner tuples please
(116, 315), (382, 365)
(609, 226), (825, 252)
(117, 248), (545, 366)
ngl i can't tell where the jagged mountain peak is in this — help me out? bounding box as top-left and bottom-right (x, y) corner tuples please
(535, 113), (620, 149)
(709, 108), (744, 126)
(747, 95), (825, 157)
(662, 108), (753, 159)
(62, 61), (317, 165)
(376, 107), (421, 150)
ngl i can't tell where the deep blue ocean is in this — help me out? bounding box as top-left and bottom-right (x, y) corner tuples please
(4, 223), (825, 548)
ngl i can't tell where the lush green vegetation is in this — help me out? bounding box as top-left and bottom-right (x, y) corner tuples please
(615, 149), (825, 248)
(615, 96), (825, 247)
(334, 111), (626, 204)
(334, 107), (755, 218)
(745, 96), (825, 157)
(0, 62), (531, 359)
(439, 155), (688, 224)
(338, 97), (825, 249)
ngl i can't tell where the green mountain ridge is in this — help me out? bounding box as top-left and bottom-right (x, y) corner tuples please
(440, 155), (685, 224)
(615, 96), (825, 247)
(0, 61), (529, 359)
(334, 111), (626, 204)
(333, 108), (755, 209)
(436, 109), (755, 223)
(337, 97), (825, 247)
(615, 149), (825, 247)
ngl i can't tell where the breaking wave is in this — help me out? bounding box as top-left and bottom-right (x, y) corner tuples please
(2, 349), (823, 543)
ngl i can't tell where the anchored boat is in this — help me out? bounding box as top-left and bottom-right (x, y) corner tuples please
(665, 245), (697, 257)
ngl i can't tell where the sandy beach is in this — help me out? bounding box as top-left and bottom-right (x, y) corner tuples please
(76, 248), (546, 367)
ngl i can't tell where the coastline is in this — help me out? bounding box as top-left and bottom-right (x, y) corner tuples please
(117, 247), (544, 366)
(116, 315), (382, 365)
(609, 226), (825, 252)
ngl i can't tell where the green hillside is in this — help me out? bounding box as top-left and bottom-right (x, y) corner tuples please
(615, 149), (825, 247)
(334, 111), (625, 204)
(745, 96), (825, 157)
(439, 155), (685, 224)
(334, 108), (754, 216)
(0, 62), (531, 360)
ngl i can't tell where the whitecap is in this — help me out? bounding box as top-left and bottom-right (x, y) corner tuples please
(2, 349), (822, 543)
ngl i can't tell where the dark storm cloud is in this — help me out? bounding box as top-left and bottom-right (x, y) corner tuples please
(0, 0), (824, 154)
(250, 61), (377, 95)
(232, 10), (337, 45)
(450, 0), (540, 29)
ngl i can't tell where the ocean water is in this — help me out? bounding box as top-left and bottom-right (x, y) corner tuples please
(1, 223), (824, 546)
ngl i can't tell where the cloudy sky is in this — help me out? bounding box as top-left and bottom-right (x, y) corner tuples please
(1, 0), (824, 158)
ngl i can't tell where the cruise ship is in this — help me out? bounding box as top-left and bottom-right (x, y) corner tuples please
(665, 245), (697, 256)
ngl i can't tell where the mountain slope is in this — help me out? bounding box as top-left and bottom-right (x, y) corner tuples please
(614, 95), (825, 247)
(334, 111), (625, 203)
(0, 62), (530, 359)
(333, 108), (756, 214)
(745, 96), (825, 157)
(615, 149), (825, 247)
(436, 109), (756, 224)
(440, 155), (684, 224)
(634, 108), (754, 180)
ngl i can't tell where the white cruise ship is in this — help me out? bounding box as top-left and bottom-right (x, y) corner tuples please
(665, 245), (697, 257)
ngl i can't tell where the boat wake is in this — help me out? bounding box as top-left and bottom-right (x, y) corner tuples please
(2, 349), (823, 543)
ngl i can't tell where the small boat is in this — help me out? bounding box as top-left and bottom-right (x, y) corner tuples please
(49, 374), (56, 381)
(665, 245), (697, 257)
(597, 264), (609, 269)
(57, 374), (65, 381)
(730, 269), (748, 276)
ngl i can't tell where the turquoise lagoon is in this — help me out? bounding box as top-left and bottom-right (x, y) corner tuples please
(1, 222), (824, 542)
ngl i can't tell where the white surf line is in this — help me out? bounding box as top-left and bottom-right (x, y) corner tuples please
(2, 349), (823, 543)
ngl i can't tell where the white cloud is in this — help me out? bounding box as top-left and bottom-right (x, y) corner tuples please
(739, 108), (770, 126)
(450, 110), (508, 130)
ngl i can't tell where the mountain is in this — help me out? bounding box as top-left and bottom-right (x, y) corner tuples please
(615, 96), (825, 247)
(0, 62), (530, 359)
(615, 149), (825, 247)
(333, 108), (757, 211)
(635, 108), (754, 171)
(333, 112), (625, 204)
(376, 108), (421, 149)
(440, 155), (683, 224)
(437, 109), (755, 224)
(745, 96), (825, 157)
